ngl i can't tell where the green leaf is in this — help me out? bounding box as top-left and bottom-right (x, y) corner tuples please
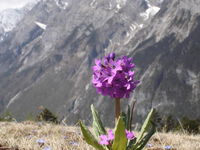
(135, 124), (156, 150)
(130, 109), (156, 150)
(136, 109), (155, 143)
(91, 104), (106, 137)
(79, 121), (106, 150)
(112, 117), (128, 150)
(127, 137), (137, 150)
(129, 101), (136, 131)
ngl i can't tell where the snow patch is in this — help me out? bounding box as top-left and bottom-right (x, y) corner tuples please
(108, 2), (112, 10)
(176, 68), (182, 74)
(130, 24), (136, 31)
(35, 21), (47, 30)
(55, 65), (62, 73)
(187, 70), (197, 79)
(186, 70), (198, 85)
(126, 32), (130, 37)
(116, 0), (127, 11)
(140, 0), (160, 20)
(85, 84), (90, 91)
(6, 91), (22, 108)
(139, 24), (144, 28)
(62, 2), (69, 9)
(55, 0), (69, 10)
(124, 23), (144, 45)
(0, 36), (3, 41)
(90, 0), (97, 8)
(116, 4), (121, 10)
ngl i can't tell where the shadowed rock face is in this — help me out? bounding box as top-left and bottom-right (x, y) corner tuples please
(0, 0), (199, 126)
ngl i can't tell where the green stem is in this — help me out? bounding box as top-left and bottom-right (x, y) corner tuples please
(115, 98), (121, 123)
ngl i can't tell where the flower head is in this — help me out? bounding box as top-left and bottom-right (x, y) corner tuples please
(99, 130), (114, 145)
(36, 139), (45, 144)
(164, 145), (172, 149)
(146, 143), (153, 147)
(92, 53), (139, 98)
(99, 129), (136, 145)
(99, 135), (110, 145)
(125, 130), (135, 140)
(107, 129), (114, 141)
(69, 141), (79, 146)
(43, 147), (51, 150)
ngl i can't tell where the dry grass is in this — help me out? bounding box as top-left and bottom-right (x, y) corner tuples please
(0, 121), (200, 150)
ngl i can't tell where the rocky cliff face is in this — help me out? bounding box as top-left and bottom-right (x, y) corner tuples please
(0, 0), (199, 126)
(127, 0), (200, 121)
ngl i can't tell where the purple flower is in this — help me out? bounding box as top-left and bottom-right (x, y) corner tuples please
(99, 135), (110, 145)
(92, 53), (139, 99)
(43, 147), (51, 150)
(36, 139), (45, 144)
(69, 141), (79, 146)
(64, 136), (68, 139)
(107, 130), (114, 141)
(26, 135), (33, 139)
(164, 145), (172, 149)
(125, 130), (135, 140)
(99, 130), (114, 145)
(146, 143), (153, 147)
(99, 129), (136, 145)
(36, 139), (45, 147)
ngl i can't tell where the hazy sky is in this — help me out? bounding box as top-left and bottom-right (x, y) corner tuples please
(0, 0), (35, 12)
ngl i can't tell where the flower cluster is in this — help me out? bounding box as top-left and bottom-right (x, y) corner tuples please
(125, 130), (135, 140)
(99, 129), (135, 145)
(92, 53), (139, 99)
(99, 130), (114, 145)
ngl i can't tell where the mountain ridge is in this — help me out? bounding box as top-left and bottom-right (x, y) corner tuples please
(0, 0), (199, 126)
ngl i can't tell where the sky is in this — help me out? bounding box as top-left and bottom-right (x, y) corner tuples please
(0, 0), (35, 12)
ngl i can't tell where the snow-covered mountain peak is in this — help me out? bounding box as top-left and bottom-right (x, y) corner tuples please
(0, 9), (25, 32)
(0, 1), (39, 33)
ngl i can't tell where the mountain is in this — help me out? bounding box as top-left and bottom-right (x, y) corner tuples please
(0, 0), (199, 126)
